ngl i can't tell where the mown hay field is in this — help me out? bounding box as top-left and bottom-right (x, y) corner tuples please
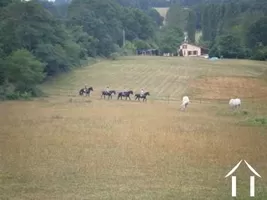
(1, 56), (267, 200)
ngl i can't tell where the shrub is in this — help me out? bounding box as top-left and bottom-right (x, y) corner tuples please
(240, 116), (267, 126)
(19, 91), (32, 100)
(6, 92), (21, 100)
(109, 52), (120, 60)
(5, 91), (33, 100)
(250, 46), (267, 61)
(0, 82), (44, 100)
(122, 41), (137, 56)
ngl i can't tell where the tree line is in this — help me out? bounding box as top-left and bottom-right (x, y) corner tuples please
(0, 0), (266, 100)
(164, 0), (267, 60)
(0, 0), (162, 99)
(200, 0), (267, 60)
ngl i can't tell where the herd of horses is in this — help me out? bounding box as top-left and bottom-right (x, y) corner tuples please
(78, 87), (240, 111)
(79, 87), (150, 101)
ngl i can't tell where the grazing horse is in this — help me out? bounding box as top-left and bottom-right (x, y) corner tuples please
(180, 96), (190, 111)
(79, 87), (93, 96)
(101, 90), (116, 99)
(229, 98), (241, 110)
(117, 90), (133, 100)
(135, 92), (150, 101)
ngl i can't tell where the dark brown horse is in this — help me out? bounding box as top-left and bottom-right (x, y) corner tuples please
(135, 92), (150, 101)
(79, 87), (93, 96)
(101, 90), (116, 99)
(117, 90), (133, 100)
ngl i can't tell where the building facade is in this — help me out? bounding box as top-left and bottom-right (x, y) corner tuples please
(178, 42), (202, 57)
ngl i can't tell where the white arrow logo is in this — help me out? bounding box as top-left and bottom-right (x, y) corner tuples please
(225, 160), (261, 197)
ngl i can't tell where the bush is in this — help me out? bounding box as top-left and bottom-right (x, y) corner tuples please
(109, 52), (120, 60)
(6, 92), (21, 100)
(0, 82), (44, 100)
(19, 91), (32, 100)
(5, 91), (33, 100)
(27, 87), (45, 97)
(250, 46), (267, 61)
(243, 117), (267, 126)
(208, 45), (219, 57)
(0, 82), (15, 100)
(113, 44), (121, 53)
(122, 41), (137, 56)
(210, 34), (246, 58)
(133, 39), (151, 49)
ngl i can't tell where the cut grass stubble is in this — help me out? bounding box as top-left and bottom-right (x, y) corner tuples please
(1, 56), (267, 199)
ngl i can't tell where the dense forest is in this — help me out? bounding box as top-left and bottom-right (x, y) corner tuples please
(0, 0), (163, 99)
(0, 0), (266, 100)
(197, 0), (267, 60)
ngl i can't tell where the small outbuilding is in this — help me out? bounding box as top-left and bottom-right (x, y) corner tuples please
(136, 49), (160, 56)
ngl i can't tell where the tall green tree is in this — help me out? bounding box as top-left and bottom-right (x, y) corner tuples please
(166, 4), (188, 30)
(5, 49), (45, 92)
(68, 0), (124, 56)
(158, 26), (184, 53)
(119, 7), (156, 42)
(201, 5), (210, 41)
(209, 34), (245, 58)
(246, 16), (267, 48)
(186, 9), (196, 43)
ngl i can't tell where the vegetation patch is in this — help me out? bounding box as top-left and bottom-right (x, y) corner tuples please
(109, 52), (121, 61)
(239, 116), (267, 126)
(217, 109), (250, 117)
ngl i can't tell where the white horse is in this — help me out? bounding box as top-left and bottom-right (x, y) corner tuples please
(180, 96), (190, 111)
(229, 98), (241, 110)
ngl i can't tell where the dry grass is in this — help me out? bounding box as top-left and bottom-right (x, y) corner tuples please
(1, 56), (267, 199)
(190, 76), (267, 100)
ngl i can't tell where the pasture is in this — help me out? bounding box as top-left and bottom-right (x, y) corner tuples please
(1, 56), (267, 200)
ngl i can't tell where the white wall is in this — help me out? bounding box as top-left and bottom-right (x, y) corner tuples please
(179, 43), (201, 56)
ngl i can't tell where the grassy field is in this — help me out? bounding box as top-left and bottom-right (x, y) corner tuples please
(1, 56), (267, 200)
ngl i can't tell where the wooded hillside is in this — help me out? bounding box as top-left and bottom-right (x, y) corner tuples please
(0, 0), (160, 99)
(0, 0), (266, 100)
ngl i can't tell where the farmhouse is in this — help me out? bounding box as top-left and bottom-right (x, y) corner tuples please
(178, 42), (208, 57)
